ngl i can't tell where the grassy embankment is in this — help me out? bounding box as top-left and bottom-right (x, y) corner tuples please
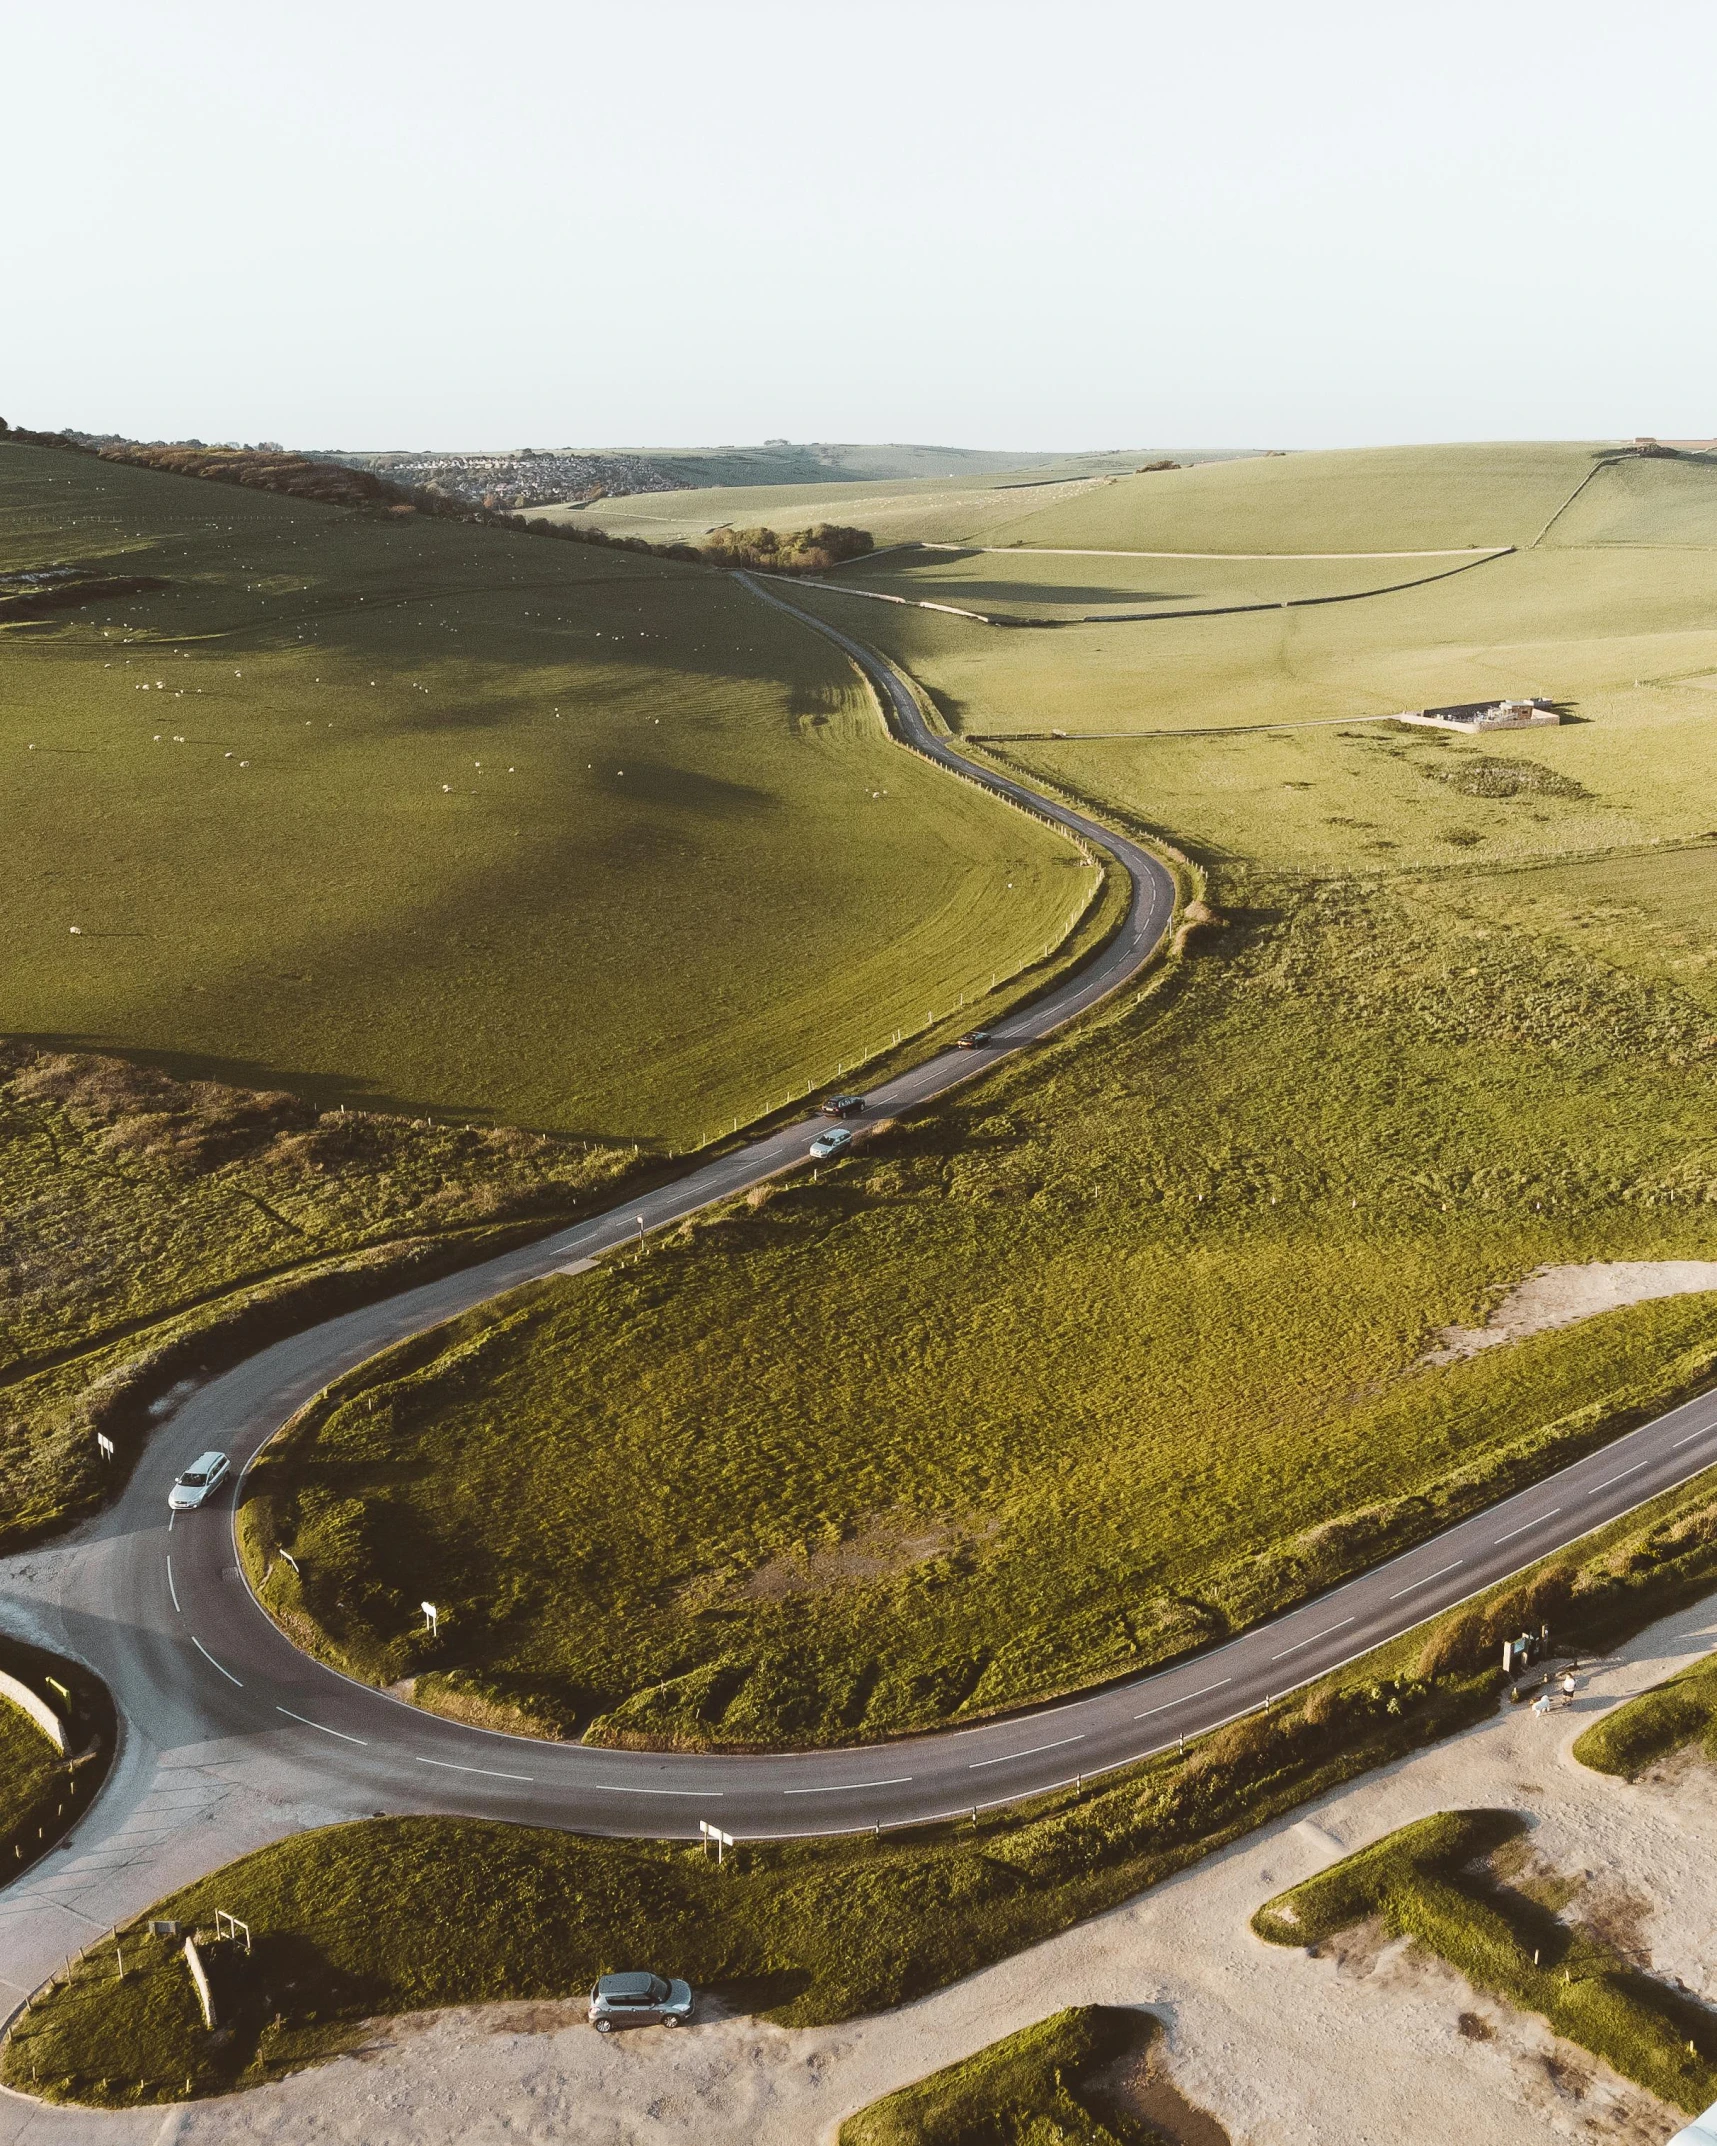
(1253, 1809), (1717, 2115)
(0, 1042), (643, 1551)
(239, 858), (1717, 1746)
(0, 1631), (113, 1882)
(13, 1460), (1717, 2107)
(0, 438), (1080, 1147)
(1573, 1648), (1717, 1777)
(837, 2006), (1163, 2146)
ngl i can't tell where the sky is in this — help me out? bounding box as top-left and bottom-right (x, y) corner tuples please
(5, 0), (1715, 454)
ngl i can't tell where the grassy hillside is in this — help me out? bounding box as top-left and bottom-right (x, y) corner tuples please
(0, 439), (1078, 1145)
(973, 441), (1609, 553)
(1543, 450), (1717, 548)
(242, 867), (1717, 1745)
(0, 1040), (638, 1550)
(236, 444), (1717, 1749)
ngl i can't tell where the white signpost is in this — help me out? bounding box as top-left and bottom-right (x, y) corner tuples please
(421, 1601), (439, 1639)
(698, 1818), (736, 1867)
(95, 1433), (115, 1462)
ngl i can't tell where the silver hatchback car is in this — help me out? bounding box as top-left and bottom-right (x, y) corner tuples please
(589, 1970), (694, 2032)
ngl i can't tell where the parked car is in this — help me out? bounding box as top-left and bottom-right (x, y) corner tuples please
(589, 1971), (695, 2032)
(820, 1092), (866, 1117)
(955, 1029), (993, 1049)
(809, 1126), (854, 1160)
(168, 1450), (230, 1512)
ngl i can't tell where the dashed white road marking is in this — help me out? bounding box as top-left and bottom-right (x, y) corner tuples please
(1495, 1508), (1560, 1544)
(191, 1636), (240, 1685)
(784, 1776), (914, 1795)
(1672, 1425), (1715, 1449)
(1135, 1677), (1232, 1721)
(1272, 1617), (1355, 1661)
(1586, 1459), (1651, 1496)
(1389, 1560), (1463, 1600)
(166, 1557), (180, 1614)
(414, 1756), (535, 1782)
(277, 1705), (366, 1745)
(970, 1733), (1085, 1769)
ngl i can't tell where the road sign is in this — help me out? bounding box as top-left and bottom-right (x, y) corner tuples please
(95, 1433), (115, 1461)
(421, 1601), (439, 1637)
(698, 1818), (736, 1865)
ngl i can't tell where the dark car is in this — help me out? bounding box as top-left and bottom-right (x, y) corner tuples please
(821, 1093), (866, 1117)
(588, 1970), (694, 2031)
(955, 1030), (993, 1049)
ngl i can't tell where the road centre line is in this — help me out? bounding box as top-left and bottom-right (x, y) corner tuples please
(970, 1733), (1085, 1769)
(1586, 1460), (1651, 1496)
(1495, 1508), (1560, 1545)
(1271, 1618), (1355, 1661)
(586, 1783), (725, 1797)
(190, 1637), (241, 1685)
(784, 1776), (914, 1795)
(166, 1557), (179, 1614)
(1672, 1426), (1715, 1449)
(1389, 1560), (1463, 1600)
(1135, 1678), (1231, 1721)
(277, 1705), (367, 1745)
(414, 1756), (535, 1782)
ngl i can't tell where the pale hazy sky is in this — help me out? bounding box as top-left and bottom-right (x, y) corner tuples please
(6, 1), (1714, 453)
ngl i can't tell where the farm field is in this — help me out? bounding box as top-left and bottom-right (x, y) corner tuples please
(537, 471), (1138, 550)
(811, 544), (1506, 622)
(0, 440), (1080, 1147)
(243, 443), (1717, 1754)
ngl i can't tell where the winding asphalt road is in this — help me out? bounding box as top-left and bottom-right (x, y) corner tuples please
(13, 593), (1717, 1872)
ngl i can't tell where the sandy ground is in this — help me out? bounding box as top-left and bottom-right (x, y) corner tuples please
(5, 1597), (1717, 2146)
(1424, 1260), (1717, 1366)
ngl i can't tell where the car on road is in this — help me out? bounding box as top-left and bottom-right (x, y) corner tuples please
(168, 1450), (230, 1512)
(809, 1126), (854, 1160)
(820, 1092), (865, 1117)
(955, 1029), (993, 1049)
(589, 1971), (694, 2031)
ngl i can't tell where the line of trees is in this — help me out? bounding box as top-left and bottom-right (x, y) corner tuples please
(1, 421), (874, 578)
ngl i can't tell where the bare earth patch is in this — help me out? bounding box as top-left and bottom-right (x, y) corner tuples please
(738, 1513), (979, 1602)
(1423, 1261), (1717, 1367)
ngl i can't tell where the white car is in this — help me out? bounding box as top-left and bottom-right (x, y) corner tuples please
(168, 1450), (230, 1512)
(809, 1126), (854, 1161)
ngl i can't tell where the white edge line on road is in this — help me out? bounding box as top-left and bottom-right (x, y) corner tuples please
(1671, 1426), (1715, 1449)
(277, 1704), (366, 1745)
(1135, 1677), (1231, 1721)
(970, 1732), (1085, 1770)
(166, 1557), (179, 1614)
(414, 1756), (535, 1782)
(783, 1776), (915, 1795)
(1586, 1460), (1651, 1496)
(1495, 1508), (1560, 1545)
(1271, 1617), (1355, 1661)
(190, 1636), (240, 1686)
(1389, 1559), (1463, 1601)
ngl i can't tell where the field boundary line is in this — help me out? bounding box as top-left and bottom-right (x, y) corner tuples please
(768, 548), (1516, 631)
(916, 543), (1512, 561)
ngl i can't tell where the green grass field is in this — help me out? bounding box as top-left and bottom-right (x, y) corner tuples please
(0, 440), (1079, 1146)
(1572, 1648), (1717, 1777)
(838, 2007), (1162, 2146)
(0, 1693), (59, 1847)
(235, 443), (1717, 1751)
(243, 864), (1717, 1745)
(19, 1464), (1717, 2105)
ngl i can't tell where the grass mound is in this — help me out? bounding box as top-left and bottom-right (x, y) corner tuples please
(838, 2006), (1161, 2145)
(242, 864), (1717, 1746)
(0, 1632), (114, 1886)
(0, 1039), (635, 1550)
(1254, 1808), (1717, 2114)
(0, 437), (1077, 1145)
(1573, 1652), (1717, 1778)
